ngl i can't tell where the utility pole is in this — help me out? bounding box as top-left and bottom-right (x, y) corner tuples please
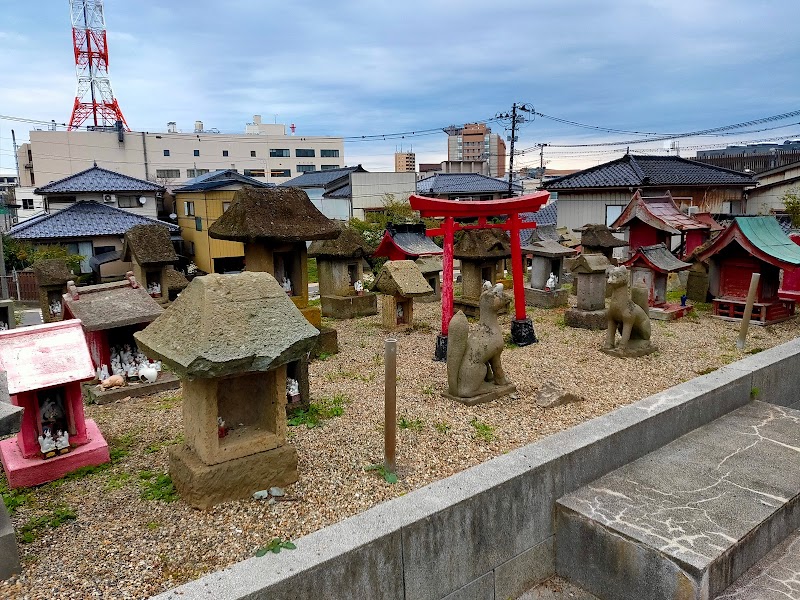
(497, 103), (532, 197)
(539, 143), (548, 177)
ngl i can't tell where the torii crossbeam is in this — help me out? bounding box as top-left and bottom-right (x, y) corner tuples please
(409, 192), (550, 359)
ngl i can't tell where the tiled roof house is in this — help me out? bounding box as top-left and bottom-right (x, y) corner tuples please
(543, 154), (755, 233)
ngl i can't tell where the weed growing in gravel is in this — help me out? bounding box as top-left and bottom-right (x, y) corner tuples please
(434, 421), (451, 434)
(555, 315), (567, 330)
(105, 472), (130, 490)
(470, 418), (494, 442)
(63, 463), (110, 480)
(1, 479), (33, 515)
(255, 538), (297, 556)
(398, 416), (424, 432)
(108, 433), (136, 462)
(696, 366), (717, 375)
(157, 396), (181, 410)
(750, 387), (761, 399)
(19, 505), (77, 543)
(288, 394), (349, 428)
(364, 463), (398, 484)
(139, 472), (179, 502)
(146, 521), (160, 531)
(421, 384), (435, 397)
(412, 321), (433, 333)
(503, 333), (518, 349)
(316, 352), (332, 361)
(747, 347), (765, 354)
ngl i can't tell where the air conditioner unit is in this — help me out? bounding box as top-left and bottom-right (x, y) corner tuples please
(103, 194), (116, 203)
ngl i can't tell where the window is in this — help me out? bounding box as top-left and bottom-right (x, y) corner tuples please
(296, 149), (315, 157)
(163, 149), (170, 157)
(270, 169), (291, 178)
(22, 198), (34, 210)
(250, 150), (257, 157)
(186, 169), (210, 178)
(320, 149), (339, 158)
(193, 149), (200, 157)
(117, 195), (139, 208)
(270, 149), (290, 158)
(222, 150), (229, 157)
(156, 169), (180, 179)
(296, 165), (316, 173)
(195, 217), (203, 231)
(321, 165), (340, 170)
(244, 169), (266, 177)
(93, 245), (115, 256)
(222, 202), (231, 212)
(184, 201), (195, 216)
(605, 205), (623, 227)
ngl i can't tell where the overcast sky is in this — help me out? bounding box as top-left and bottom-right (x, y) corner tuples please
(1, 0), (799, 175)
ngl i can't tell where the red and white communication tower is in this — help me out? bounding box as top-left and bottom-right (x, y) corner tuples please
(67, 0), (129, 131)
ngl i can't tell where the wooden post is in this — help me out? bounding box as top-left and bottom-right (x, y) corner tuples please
(384, 337), (397, 473)
(441, 217), (455, 336)
(508, 213), (527, 321)
(737, 273), (760, 350)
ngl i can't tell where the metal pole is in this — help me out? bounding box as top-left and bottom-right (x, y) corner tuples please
(736, 273), (760, 350)
(0, 233), (8, 300)
(507, 103), (517, 196)
(384, 337), (397, 474)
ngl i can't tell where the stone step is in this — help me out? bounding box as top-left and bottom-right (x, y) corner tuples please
(716, 528), (800, 599)
(555, 401), (800, 600)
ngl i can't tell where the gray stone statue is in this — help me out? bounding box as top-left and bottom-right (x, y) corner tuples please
(602, 266), (656, 357)
(445, 283), (516, 405)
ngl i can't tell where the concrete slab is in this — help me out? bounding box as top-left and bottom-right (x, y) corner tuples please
(517, 577), (599, 600)
(717, 528), (800, 599)
(83, 372), (181, 405)
(0, 502), (21, 581)
(556, 402), (800, 600)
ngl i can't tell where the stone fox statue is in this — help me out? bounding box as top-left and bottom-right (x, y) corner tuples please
(447, 283), (511, 398)
(604, 265), (651, 350)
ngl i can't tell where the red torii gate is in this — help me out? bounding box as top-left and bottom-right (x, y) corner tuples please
(409, 192), (550, 359)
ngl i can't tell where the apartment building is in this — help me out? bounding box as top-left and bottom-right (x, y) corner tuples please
(445, 123), (506, 178)
(17, 116), (345, 190)
(394, 152), (416, 172)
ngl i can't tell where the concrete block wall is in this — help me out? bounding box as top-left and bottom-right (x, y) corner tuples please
(152, 337), (800, 600)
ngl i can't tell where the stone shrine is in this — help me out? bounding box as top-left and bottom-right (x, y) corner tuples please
(308, 226), (377, 319)
(0, 320), (110, 488)
(134, 272), (319, 509)
(415, 255), (443, 303)
(624, 243), (692, 320)
(453, 229), (511, 318)
(208, 186), (340, 406)
(523, 239), (577, 308)
(0, 299), (14, 331)
(372, 222), (443, 262)
(122, 224), (180, 306)
(32, 259), (73, 323)
(0, 373), (21, 580)
(565, 254), (611, 330)
(374, 260), (433, 330)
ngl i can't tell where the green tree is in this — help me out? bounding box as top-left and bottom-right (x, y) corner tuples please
(1, 234), (83, 273)
(782, 188), (800, 229)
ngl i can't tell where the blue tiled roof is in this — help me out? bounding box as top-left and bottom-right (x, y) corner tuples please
(281, 166), (366, 188)
(35, 165), (164, 194)
(177, 170), (274, 191)
(9, 201), (179, 240)
(416, 173), (522, 195)
(323, 183), (351, 199)
(544, 155), (754, 190)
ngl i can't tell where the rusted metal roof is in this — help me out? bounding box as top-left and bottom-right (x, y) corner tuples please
(612, 190), (709, 233)
(624, 243), (691, 274)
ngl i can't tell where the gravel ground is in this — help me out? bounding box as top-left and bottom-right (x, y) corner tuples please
(2, 297), (799, 600)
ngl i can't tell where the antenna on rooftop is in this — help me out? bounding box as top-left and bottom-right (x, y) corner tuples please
(67, 0), (129, 131)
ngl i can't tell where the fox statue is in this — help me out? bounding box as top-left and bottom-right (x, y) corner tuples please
(447, 283), (512, 398)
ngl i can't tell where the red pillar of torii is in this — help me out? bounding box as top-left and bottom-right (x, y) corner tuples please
(409, 192), (550, 359)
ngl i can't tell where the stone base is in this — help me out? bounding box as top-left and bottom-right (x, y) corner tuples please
(313, 326), (339, 357)
(434, 333), (448, 362)
(0, 402), (23, 437)
(511, 318), (537, 346)
(442, 383), (517, 406)
(524, 287), (569, 308)
(648, 303), (693, 321)
(565, 308), (607, 330)
(0, 419), (110, 488)
(83, 372), (181, 405)
(300, 305), (322, 328)
(600, 340), (657, 358)
(169, 443), (298, 509)
(0, 502), (20, 581)
(320, 293), (378, 319)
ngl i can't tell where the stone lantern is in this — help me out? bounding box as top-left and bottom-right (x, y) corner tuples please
(453, 229), (511, 318)
(134, 272), (319, 508)
(564, 254), (610, 330)
(415, 255), (443, 302)
(32, 259), (73, 323)
(374, 260), (433, 330)
(522, 239), (577, 308)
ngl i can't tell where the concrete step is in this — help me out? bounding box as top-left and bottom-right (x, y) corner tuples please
(716, 528), (800, 599)
(555, 401), (800, 600)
